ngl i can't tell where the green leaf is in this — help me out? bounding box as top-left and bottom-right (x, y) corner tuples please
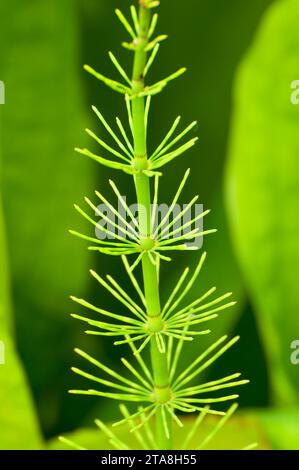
(225, 0), (299, 404)
(0, 0), (92, 315)
(0, 186), (42, 449)
(48, 406), (299, 450)
(0, 0), (94, 432)
(47, 411), (269, 450)
(258, 409), (299, 450)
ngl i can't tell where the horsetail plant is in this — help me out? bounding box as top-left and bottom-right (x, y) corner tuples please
(62, 0), (252, 450)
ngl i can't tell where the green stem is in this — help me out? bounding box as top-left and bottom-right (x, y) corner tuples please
(130, 2), (172, 450)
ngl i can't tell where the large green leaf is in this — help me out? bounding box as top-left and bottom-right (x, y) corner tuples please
(48, 408), (299, 450)
(0, 0), (92, 317)
(48, 411), (268, 450)
(0, 182), (42, 448)
(0, 0), (94, 433)
(226, 0), (299, 404)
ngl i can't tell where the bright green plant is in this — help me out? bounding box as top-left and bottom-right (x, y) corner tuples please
(64, 0), (250, 450)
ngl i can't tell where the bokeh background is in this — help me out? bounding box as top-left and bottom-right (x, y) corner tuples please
(0, 0), (299, 449)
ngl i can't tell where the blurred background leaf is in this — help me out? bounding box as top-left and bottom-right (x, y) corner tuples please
(48, 412), (270, 450)
(49, 408), (299, 450)
(0, 0), (96, 437)
(0, 160), (42, 449)
(259, 409), (299, 450)
(225, 0), (299, 405)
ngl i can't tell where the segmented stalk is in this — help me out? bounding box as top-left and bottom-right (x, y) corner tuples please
(130, 2), (172, 449)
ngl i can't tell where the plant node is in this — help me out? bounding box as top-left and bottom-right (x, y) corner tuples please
(139, 236), (156, 251)
(153, 385), (172, 404)
(146, 315), (165, 333)
(132, 156), (149, 171)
